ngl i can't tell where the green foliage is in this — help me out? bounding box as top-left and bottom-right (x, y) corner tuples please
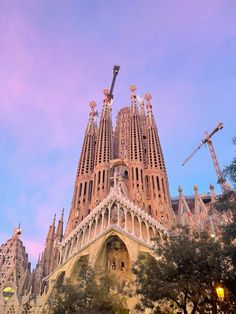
(133, 227), (236, 314)
(213, 136), (236, 302)
(48, 267), (127, 314)
(134, 139), (236, 313)
(214, 191), (236, 277)
(223, 137), (236, 184)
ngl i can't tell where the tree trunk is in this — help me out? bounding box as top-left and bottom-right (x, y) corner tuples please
(191, 302), (199, 314)
(183, 307), (188, 314)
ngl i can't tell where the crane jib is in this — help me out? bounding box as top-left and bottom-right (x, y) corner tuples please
(181, 122), (225, 192)
(109, 65), (120, 99)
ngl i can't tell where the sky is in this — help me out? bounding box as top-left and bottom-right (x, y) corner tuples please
(0, 0), (235, 265)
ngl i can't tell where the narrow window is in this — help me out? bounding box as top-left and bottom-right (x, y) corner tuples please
(102, 170), (105, 184)
(152, 176), (155, 192)
(84, 182), (87, 196)
(156, 176), (160, 191)
(148, 205), (151, 215)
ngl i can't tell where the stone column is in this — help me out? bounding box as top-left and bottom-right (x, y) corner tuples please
(139, 218), (142, 239)
(94, 217), (98, 239)
(124, 209), (127, 231)
(101, 211), (105, 232)
(117, 204), (120, 227)
(131, 213), (134, 235)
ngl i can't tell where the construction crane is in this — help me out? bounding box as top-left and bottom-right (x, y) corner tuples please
(182, 122), (226, 192)
(109, 65), (120, 99)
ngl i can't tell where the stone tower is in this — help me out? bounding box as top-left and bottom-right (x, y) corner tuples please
(22, 79), (222, 314)
(65, 101), (98, 236)
(92, 89), (113, 207)
(65, 85), (174, 238)
(0, 227), (31, 313)
(32, 210), (64, 295)
(1, 71), (224, 314)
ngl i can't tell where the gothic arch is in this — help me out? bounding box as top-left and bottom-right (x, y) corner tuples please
(95, 235), (130, 273)
(90, 219), (96, 240)
(84, 225), (90, 244)
(126, 211), (132, 233)
(69, 255), (89, 283)
(149, 226), (156, 241)
(55, 271), (65, 289)
(134, 216), (140, 238)
(103, 208), (109, 230)
(96, 214), (103, 235)
(110, 202), (118, 225)
(110, 159), (129, 169)
(141, 221), (148, 241)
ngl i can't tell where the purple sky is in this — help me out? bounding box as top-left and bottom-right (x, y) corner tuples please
(0, 0), (236, 265)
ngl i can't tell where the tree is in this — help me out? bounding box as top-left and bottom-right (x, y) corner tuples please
(48, 267), (128, 314)
(223, 137), (236, 184)
(213, 136), (236, 301)
(133, 227), (235, 314)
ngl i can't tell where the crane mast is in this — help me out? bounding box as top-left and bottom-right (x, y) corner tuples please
(182, 122), (226, 192)
(109, 65), (120, 99)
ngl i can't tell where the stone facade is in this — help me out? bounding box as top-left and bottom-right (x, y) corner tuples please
(0, 228), (31, 313)
(0, 83), (224, 313)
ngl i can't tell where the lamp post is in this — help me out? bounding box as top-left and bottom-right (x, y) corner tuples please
(212, 283), (225, 314)
(2, 287), (15, 313)
(216, 284), (225, 302)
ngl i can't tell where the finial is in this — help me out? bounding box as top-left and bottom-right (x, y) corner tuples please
(103, 88), (111, 106)
(209, 183), (214, 190)
(14, 225), (22, 236)
(89, 101), (96, 110)
(130, 85), (137, 104)
(103, 88), (109, 96)
(130, 85), (137, 93)
(144, 93), (153, 112)
(89, 101), (96, 120)
(144, 93), (152, 101)
(61, 208), (64, 220)
(194, 185), (198, 192)
(178, 185), (183, 193)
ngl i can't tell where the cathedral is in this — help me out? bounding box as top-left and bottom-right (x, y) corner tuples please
(0, 68), (223, 313)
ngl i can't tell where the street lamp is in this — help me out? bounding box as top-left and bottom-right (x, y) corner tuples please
(216, 284), (225, 302)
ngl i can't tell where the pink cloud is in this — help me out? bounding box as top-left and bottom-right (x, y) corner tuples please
(0, 0), (235, 267)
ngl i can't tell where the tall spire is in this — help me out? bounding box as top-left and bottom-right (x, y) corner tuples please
(91, 88), (114, 207)
(177, 186), (193, 225)
(128, 85), (146, 207)
(94, 89), (113, 165)
(65, 102), (97, 236)
(43, 214), (56, 276)
(77, 101), (97, 177)
(50, 208), (64, 272)
(138, 95), (147, 166)
(0, 228), (31, 311)
(145, 93), (166, 171)
(55, 208), (64, 242)
(144, 93), (174, 225)
(129, 85), (144, 162)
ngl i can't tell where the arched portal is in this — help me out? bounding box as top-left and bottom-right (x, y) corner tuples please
(70, 255), (89, 283)
(95, 235), (130, 273)
(55, 271), (65, 289)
